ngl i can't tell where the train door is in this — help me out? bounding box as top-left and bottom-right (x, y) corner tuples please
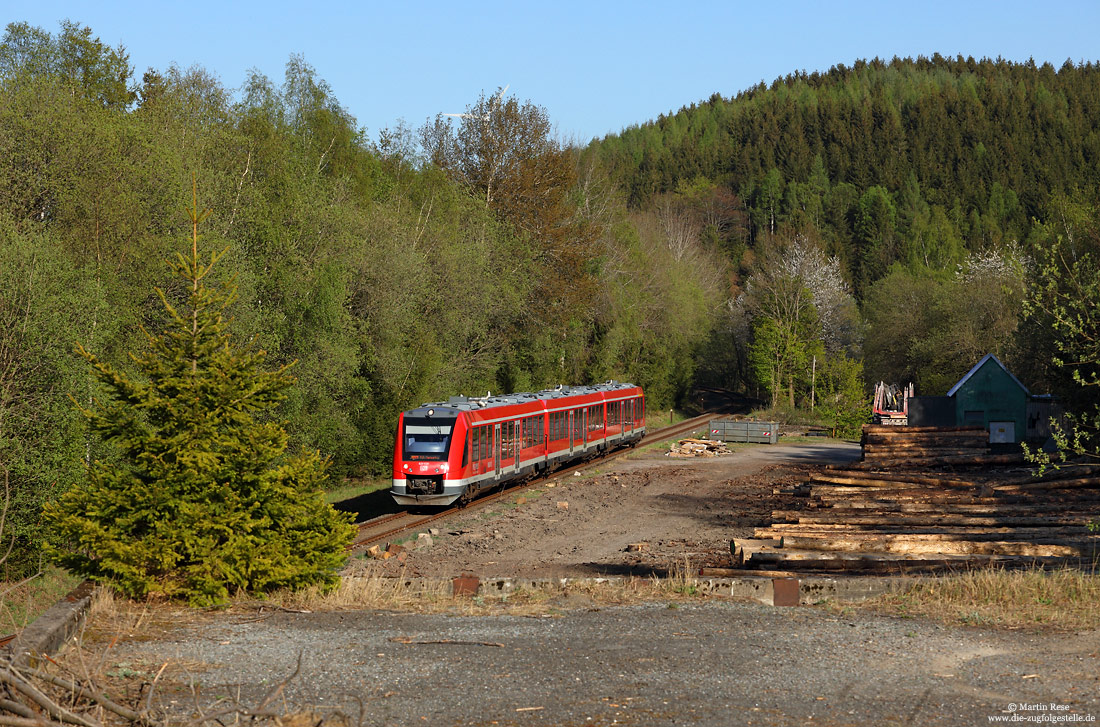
(494, 423), (502, 479)
(567, 411), (574, 455)
(578, 408), (587, 451)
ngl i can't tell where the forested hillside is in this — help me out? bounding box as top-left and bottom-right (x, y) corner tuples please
(0, 22), (722, 572)
(586, 54), (1100, 407)
(591, 56), (1100, 294)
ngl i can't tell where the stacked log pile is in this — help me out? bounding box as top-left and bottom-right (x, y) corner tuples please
(858, 424), (1025, 468)
(735, 466), (1100, 572)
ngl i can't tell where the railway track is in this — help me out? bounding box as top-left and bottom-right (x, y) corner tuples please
(350, 412), (718, 551)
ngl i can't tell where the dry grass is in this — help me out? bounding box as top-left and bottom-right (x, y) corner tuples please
(0, 565), (81, 634)
(862, 565), (1100, 631)
(263, 558), (716, 617)
(324, 476), (389, 504)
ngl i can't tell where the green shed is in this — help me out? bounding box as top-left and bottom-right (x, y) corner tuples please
(946, 353), (1028, 443)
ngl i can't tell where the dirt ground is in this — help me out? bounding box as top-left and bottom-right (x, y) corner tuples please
(55, 438), (1100, 727)
(357, 439), (861, 579)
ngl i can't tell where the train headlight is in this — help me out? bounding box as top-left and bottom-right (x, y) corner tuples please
(440, 463), (449, 474)
(403, 463), (409, 471)
(427, 408), (435, 417)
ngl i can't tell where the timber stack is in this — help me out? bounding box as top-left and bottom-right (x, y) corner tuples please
(734, 464), (1100, 572)
(858, 424), (1024, 469)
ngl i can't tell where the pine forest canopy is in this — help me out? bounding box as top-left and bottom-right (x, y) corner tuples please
(2, 19), (1100, 575)
(588, 54), (1100, 295)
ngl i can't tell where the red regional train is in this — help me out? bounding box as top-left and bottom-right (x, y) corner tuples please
(391, 381), (645, 506)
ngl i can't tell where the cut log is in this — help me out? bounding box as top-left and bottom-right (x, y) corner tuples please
(857, 453), (1026, 468)
(778, 535), (1099, 557)
(743, 548), (1080, 571)
(811, 488), (991, 501)
(810, 488), (1100, 505)
(862, 425), (985, 434)
(994, 477), (1100, 491)
(810, 473), (976, 489)
(757, 526), (1092, 540)
(866, 437), (990, 448)
(863, 446), (988, 458)
(808, 502), (1095, 515)
(772, 510), (1088, 527)
(730, 538), (780, 565)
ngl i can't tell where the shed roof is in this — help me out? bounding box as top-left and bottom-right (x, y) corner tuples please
(946, 353), (1030, 397)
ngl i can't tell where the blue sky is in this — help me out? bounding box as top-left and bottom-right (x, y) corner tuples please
(4, 1), (1100, 144)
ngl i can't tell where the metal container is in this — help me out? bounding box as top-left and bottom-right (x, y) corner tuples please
(708, 419), (779, 444)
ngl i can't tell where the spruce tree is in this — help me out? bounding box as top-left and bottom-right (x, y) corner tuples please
(44, 183), (355, 606)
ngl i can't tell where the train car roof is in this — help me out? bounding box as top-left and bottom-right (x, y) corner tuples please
(405, 381), (641, 417)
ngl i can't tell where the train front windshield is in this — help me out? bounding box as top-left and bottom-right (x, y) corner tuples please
(402, 416), (456, 461)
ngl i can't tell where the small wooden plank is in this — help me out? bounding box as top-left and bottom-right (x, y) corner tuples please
(698, 567), (800, 578)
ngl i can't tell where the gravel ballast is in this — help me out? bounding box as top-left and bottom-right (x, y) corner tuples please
(101, 601), (1099, 727)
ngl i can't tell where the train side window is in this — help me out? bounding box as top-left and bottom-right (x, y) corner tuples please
(463, 431), (470, 467)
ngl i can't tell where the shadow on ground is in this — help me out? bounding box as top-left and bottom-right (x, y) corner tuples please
(332, 488), (402, 521)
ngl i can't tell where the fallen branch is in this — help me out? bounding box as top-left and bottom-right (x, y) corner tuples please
(389, 637), (504, 648)
(0, 666), (98, 727)
(22, 666), (151, 724)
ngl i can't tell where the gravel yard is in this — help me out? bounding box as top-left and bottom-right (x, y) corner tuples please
(89, 600), (1099, 726)
(363, 440), (862, 579)
(63, 440), (1100, 726)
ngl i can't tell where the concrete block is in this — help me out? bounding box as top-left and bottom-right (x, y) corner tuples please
(7, 580), (95, 667)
